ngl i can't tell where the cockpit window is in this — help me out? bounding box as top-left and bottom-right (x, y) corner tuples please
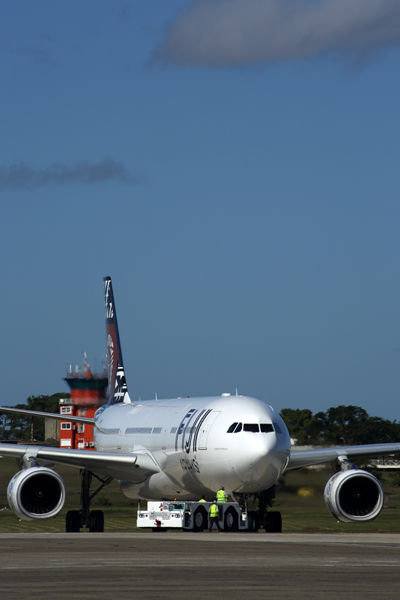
(273, 422), (283, 434)
(228, 423), (275, 433)
(243, 423), (259, 432)
(227, 422), (244, 432)
(227, 422), (238, 433)
(260, 423), (274, 433)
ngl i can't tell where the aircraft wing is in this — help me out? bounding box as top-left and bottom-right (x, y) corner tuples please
(287, 442), (400, 470)
(0, 443), (160, 483)
(0, 406), (94, 425)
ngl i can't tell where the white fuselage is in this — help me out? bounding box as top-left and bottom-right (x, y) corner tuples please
(93, 395), (291, 501)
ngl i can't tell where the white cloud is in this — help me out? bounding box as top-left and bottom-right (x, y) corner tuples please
(154, 0), (400, 67)
(0, 157), (135, 190)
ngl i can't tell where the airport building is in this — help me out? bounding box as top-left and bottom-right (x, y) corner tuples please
(59, 356), (108, 450)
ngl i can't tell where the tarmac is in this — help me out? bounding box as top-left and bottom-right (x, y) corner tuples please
(1, 532), (400, 599)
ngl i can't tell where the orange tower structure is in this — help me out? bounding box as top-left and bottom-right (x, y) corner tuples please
(59, 355), (108, 450)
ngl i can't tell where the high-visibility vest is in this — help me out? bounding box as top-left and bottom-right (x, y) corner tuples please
(209, 504), (219, 517)
(217, 489), (227, 503)
(199, 499), (206, 502)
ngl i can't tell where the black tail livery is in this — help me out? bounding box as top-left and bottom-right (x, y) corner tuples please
(103, 276), (131, 405)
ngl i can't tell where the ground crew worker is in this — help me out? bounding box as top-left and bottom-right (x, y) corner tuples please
(199, 496), (206, 502)
(216, 486), (228, 503)
(209, 500), (221, 532)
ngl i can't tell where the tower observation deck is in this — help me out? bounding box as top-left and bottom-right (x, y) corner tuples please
(59, 355), (108, 450)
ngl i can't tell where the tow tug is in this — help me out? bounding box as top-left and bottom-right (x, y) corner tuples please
(137, 500), (248, 532)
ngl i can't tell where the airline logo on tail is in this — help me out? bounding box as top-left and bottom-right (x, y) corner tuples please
(107, 333), (114, 397)
(103, 276), (130, 404)
(104, 278), (114, 320)
(113, 364), (130, 404)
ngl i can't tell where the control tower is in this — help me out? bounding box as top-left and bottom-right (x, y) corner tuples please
(59, 354), (108, 450)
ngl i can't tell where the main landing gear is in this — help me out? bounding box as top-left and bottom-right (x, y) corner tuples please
(65, 470), (112, 533)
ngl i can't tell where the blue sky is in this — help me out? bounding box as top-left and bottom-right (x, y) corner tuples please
(1, 1), (400, 420)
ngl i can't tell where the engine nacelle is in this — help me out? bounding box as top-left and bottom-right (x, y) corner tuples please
(324, 469), (384, 523)
(7, 468), (66, 521)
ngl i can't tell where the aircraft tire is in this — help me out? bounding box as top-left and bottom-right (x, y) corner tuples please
(89, 510), (104, 532)
(193, 507), (207, 531)
(224, 507), (238, 532)
(66, 510), (80, 532)
(247, 510), (259, 532)
(264, 511), (282, 533)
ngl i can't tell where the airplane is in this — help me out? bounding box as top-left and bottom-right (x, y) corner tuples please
(1, 276), (400, 533)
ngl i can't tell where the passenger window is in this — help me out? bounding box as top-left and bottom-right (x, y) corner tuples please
(234, 423), (242, 433)
(260, 424), (274, 433)
(243, 424), (259, 433)
(227, 422), (238, 433)
(273, 422), (282, 434)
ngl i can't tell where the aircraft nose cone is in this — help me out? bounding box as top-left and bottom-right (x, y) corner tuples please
(246, 433), (277, 463)
(234, 433), (288, 492)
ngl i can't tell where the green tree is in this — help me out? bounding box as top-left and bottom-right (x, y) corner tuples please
(279, 408), (315, 445)
(1, 393), (69, 441)
(0, 404), (31, 440)
(318, 405), (369, 445)
(279, 405), (400, 447)
(26, 394), (67, 440)
(355, 416), (400, 445)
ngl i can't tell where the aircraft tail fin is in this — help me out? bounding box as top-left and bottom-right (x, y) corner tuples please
(103, 276), (131, 405)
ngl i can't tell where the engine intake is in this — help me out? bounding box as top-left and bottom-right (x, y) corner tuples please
(7, 467), (66, 521)
(324, 469), (384, 523)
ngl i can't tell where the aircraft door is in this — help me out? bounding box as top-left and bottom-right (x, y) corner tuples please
(162, 410), (179, 450)
(197, 411), (221, 450)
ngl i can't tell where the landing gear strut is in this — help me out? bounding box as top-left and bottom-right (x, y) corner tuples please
(65, 470), (112, 532)
(258, 486), (282, 533)
(237, 486), (282, 533)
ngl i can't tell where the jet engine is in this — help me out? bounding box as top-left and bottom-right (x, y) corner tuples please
(324, 469), (384, 523)
(7, 468), (66, 521)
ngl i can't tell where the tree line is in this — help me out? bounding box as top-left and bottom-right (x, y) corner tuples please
(280, 406), (400, 446)
(1, 396), (400, 446)
(0, 394), (68, 441)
